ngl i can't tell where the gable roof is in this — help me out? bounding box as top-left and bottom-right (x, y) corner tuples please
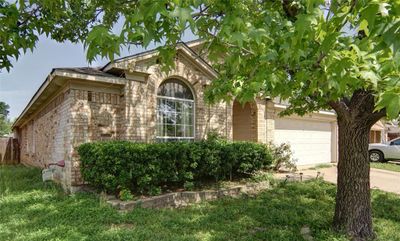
(102, 39), (205, 69)
(102, 40), (217, 79)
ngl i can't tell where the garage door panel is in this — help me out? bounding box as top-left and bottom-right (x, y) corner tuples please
(274, 118), (332, 165)
(275, 119), (331, 132)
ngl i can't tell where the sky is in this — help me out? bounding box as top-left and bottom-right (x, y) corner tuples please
(0, 33), (196, 120)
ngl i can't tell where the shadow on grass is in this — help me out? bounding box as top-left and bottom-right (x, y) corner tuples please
(1, 165), (399, 241)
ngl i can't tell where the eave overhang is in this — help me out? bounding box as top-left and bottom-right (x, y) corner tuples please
(12, 69), (126, 129)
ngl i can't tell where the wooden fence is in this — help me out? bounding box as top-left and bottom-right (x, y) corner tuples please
(0, 137), (19, 165)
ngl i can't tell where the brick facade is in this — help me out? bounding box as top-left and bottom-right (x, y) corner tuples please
(18, 89), (72, 189)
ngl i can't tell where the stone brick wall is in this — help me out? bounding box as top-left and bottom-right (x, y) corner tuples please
(255, 98), (268, 143)
(18, 89), (72, 188)
(265, 101), (276, 143)
(65, 54), (232, 188)
(69, 88), (123, 186)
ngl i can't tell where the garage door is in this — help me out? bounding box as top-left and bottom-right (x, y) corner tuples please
(274, 118), (332, 165)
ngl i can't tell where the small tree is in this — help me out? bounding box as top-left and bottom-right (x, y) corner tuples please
(2, 0), (400, 239)
(0, 101), (11, 136)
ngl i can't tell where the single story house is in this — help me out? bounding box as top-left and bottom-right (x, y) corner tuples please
(384, 120), (400, 141)
(12, 40), (339, 192)
(370, 120), (387, 143)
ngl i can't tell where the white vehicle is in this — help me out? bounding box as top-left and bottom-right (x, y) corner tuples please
(369, 138), (400, 162)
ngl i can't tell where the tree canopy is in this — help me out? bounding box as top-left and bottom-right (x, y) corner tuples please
(2, 0), (399, 119)
(0, 101), (11, 136)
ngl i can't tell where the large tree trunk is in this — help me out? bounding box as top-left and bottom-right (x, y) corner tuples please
(333, 116), (374, 239)
(329, 90), (386, 241)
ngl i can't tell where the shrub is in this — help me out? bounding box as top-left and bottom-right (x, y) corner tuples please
(78, 139), (273, 195)
(269, 142), (297, 172)
(119, 188), (134, 201)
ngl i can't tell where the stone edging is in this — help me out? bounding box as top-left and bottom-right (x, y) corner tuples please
(106, 181), (270, 211)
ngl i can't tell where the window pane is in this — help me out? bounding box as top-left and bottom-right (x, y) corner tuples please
(166, 125), (175, 137)
(157, 79), (193, 100)
(157, 124), (163, 136)
(176, 113), (183, 125)
(176, 125), (184, 137)
(176, 101), (183, 113)
(182, 110), (193, 125)
(163, 111), (175, 124)
(185, 125), (194, 137)
(165, 99), (175, 111)
(157, 111), (164, 124)
(185, 102), (193, 112)
(158, 99), (165, 111)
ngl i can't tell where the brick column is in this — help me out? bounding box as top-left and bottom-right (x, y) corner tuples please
(265, 100), (276, 143)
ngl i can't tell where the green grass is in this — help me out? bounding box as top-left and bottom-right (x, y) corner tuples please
(1, 165), (400, 241)
(371, 162), (400, 172)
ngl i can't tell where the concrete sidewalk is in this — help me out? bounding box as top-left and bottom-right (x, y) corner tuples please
(299, 166), (400, 194)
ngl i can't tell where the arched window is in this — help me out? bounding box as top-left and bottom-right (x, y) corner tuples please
(156, 79), (195, 141)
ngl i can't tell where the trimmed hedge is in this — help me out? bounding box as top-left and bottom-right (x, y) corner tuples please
(78, 140), (273, 195)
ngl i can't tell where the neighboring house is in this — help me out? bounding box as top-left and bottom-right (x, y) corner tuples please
(12, 40), (338, 192)
(370, 120), (386, 143)
(385, 120), (400, 140)
(369, 120), (400, 143)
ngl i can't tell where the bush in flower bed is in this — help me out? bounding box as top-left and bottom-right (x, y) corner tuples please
(78, 139), (273, 195)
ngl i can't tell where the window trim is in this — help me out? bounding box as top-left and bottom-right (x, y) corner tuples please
(156, 83), (195, 140)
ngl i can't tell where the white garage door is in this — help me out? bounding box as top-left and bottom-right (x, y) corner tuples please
(274, 118), (332, 165)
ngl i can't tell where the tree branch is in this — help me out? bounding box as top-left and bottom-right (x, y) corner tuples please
(313, 0), (358, 68)
(196, 28), (254, 56)
(328, 100), (350, 119)
(367, 109), (386, 126)
(349, 89), (374, 112)
(192, 5), (210, 19)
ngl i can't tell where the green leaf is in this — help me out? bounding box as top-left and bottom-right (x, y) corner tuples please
(360, 70), (379, 87)
(360, 2), (380, 30)
(359, 19), (370, 36)
(305, 0), (325, 13)
(230, 32), (246, 47)
(387, 95), (400, 119)
(170, 7), (192, 30)
(320, 32), (340, 53)
(375, 92), (399, 117)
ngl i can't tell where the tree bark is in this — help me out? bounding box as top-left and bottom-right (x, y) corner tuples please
(330, 90), (385, 241)
(334, 117), (375, 240)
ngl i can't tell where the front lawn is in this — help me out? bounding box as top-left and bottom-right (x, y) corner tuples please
(371, 162), (400, 172)
(1, 165), (400, 241)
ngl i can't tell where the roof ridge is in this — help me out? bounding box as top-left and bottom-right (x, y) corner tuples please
(101, 39), (204, 71)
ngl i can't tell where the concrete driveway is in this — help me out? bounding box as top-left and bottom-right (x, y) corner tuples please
(300, 166), (400, 194)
